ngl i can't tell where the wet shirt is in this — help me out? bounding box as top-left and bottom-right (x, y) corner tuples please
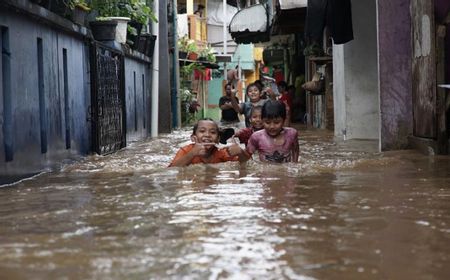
(169, 144), (238, 166)
(246, 128), (299, 163)
(235, 127), (256, 146)
(219, 96), (240, 122)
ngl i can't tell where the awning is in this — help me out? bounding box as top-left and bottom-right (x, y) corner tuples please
(279, 0), (307, 10)
(271, 1), (307, 35)
(229, 4), (270, 44)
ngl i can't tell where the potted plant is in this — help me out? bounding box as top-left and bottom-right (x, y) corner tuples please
(178, 36), (198, 60)
(68, 0), (91, 25)
(90, 17), (118, 41)
(125, 0), (156, 48)
(48, 0), (70, 17)
(137, 33), (157, 57)
(180, 87), (200, 125)
(198, 44), (216, 63)
(90, 0), (131, 43)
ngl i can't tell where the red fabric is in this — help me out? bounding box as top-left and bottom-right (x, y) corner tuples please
(235, 127), (255, 146)
(273, 69), (284, 83)
(279, 93), (293, 112)
(194, 68), (211, 80)
(169, 144), (238, 166)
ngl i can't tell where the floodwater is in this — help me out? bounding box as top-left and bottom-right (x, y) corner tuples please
(0, 126), (449, 279)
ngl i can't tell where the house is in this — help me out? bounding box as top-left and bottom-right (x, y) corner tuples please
(227, 0), (450, 154)
(0, 0), (164, 180)
(175, 0), (261, 121)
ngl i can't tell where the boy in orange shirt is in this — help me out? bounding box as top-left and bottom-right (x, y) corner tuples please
(169, 118), (248, 167)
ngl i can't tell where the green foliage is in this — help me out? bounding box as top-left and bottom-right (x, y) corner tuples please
(178, 36), (197, 54)
(67, 0), (90, 11)
(127, 25), (138, 36)
(91, 0), (157, 23)
(199, 44), (216, 63)
(91, 0), (124, 17)
(180, 62), (202, 79)
(180, 87), (200, 126)
(124, 0), (158, 24)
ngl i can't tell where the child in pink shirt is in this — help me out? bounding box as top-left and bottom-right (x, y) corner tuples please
(245, 100), (299, 163)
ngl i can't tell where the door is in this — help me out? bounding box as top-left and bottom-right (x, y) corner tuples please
(90, 43), (126, 155)
(411, 0), (436, 138)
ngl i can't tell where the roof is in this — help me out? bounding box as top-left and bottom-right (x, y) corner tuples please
(279, 0), (307, 10)
(229, 4), (270, 44)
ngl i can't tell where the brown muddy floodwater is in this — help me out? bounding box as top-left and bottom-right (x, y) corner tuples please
(0, 127), (449, 280)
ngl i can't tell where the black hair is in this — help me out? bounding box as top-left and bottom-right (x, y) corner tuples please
(224, 82), (233, 90)
(193, 118), (218, 134)
(250, 105), (262, 116)
(253, 80), (263, 91)
(277, 80), (288, 89)
(261, 100), (286, 120)
(245, 82), (259, 95)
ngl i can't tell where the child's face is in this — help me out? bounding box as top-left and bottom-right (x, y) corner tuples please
(263, 117), (284, 137)
(250, 110), (263, 130)
(247, 86), (261, 103)
(225, 85), (232, 95)
(192, 120), (219, 147)
(278, 85), (286, 93)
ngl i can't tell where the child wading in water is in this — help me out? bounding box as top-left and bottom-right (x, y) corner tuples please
(244, 100), (299, 163)
(234, 105), (263, 146)
(169, 118), (247, 167)
(231, 82), (267, 128)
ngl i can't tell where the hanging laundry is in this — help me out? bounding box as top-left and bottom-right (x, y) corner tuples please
(305, 0), (354, 45)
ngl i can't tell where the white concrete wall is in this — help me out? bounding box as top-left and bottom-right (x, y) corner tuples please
(333, 45), (346, 137)
(333, 0), (380, 140)
(207, 24), (237, 55)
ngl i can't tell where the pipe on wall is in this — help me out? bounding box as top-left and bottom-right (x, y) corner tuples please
(151, 0), (159, 137)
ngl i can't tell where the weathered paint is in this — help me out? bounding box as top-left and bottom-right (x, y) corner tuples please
(434, 0), (450, 83)
(378, 0), (413, 150)
(0, 6), (154, 176)
(157, 0), (172, 134)
(411, 0), (436, 138)
(124, 58), (151, 142)
(208, 78), (224, 106)
(0, 10), (90, 175)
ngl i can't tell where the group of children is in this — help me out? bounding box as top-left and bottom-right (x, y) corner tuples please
(169, 81), (299, 167)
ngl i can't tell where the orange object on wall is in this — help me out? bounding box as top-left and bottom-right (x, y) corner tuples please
(194, 68), (211, 80)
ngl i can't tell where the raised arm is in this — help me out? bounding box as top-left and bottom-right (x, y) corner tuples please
(230, 92), (243, 114)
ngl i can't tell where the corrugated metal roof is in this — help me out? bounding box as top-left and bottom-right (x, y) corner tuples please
(229, 5), (267, 33)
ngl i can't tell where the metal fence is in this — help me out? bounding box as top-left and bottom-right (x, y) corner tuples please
(90, 42), (126, 155)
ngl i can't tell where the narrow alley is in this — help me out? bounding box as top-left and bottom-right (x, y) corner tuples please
(0, 127), (449, 279)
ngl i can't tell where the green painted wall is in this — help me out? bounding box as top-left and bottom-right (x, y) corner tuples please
(208, 78), (224, 106)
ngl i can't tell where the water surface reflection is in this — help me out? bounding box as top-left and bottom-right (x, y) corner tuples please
(0, 128), (449, 279)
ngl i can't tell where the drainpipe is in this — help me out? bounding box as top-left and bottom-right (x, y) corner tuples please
(172, 0), (181, 128)
(223, 0), (227, 79)
(151, 0), (159, 137)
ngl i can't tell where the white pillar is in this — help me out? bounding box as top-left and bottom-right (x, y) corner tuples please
(151, 0), (159, 137)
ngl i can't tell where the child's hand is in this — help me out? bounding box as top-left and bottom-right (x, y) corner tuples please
(190, 143), (208, 156)
(191, 136), (215, 156)
(226, 137), (243, 156)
